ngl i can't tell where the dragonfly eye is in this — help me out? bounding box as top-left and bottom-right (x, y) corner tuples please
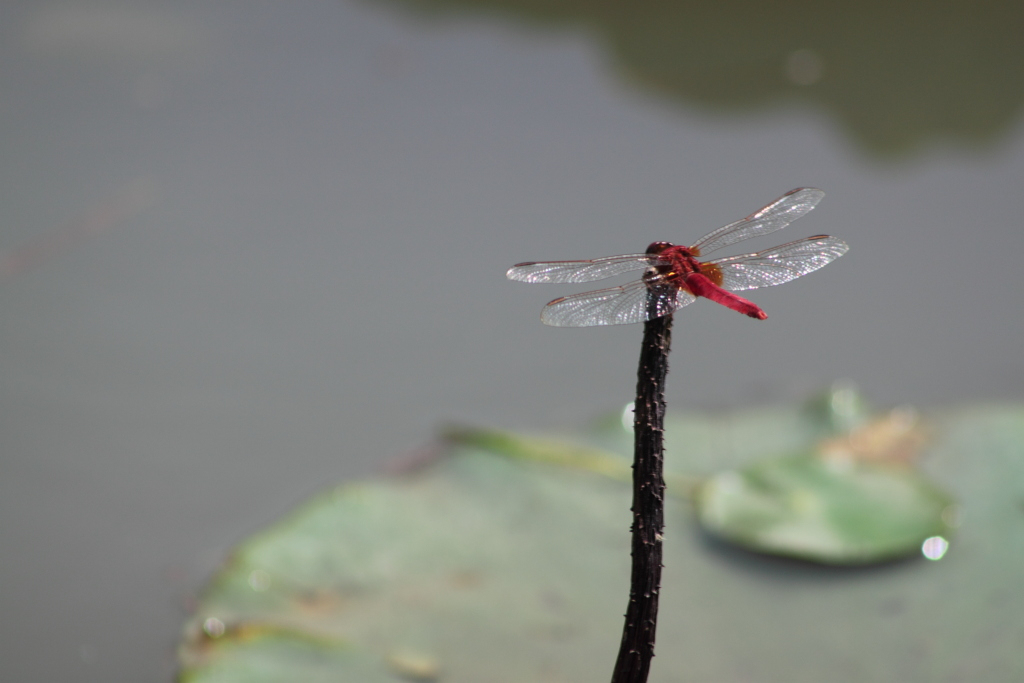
(645, 241), (672, 255)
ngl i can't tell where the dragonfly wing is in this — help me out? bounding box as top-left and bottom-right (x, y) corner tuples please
(691, 188), (825, 256)
(539, 280), (695, 327)
(507, 254), (661, 284)
(708, 235), (848, 291)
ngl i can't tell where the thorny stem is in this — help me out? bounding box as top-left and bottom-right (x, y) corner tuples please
(610, 309), (673, 683)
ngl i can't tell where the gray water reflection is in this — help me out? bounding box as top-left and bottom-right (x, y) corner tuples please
(377, 0), (1024, 155)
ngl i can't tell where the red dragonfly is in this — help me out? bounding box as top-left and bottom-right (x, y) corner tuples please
(507, 188), (848, 326)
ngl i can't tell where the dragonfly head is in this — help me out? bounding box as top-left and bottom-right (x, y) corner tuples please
(645, 241), (672, 255)
(647, 241), (697, 259)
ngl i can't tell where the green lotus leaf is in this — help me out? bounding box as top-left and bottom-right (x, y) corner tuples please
(695, 453), (954, 564)
(179, 393), (1024, 682)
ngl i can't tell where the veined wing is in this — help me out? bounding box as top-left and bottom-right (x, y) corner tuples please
(507, 254), (663, 284)
(540, 280), (696, 327)
(690, 188), (825, 256)
(707, 235), (848, 291)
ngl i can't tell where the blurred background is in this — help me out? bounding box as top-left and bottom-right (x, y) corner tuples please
(1, 1), (1022, 680)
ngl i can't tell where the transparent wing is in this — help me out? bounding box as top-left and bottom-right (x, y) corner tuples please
(691, 188), (825, 256)
(539, 280), (696, 327)
(507, 254), (663, 284)
(708, 235), (849, 291)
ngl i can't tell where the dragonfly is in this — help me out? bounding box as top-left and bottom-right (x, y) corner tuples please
(507, 188), (848, 327)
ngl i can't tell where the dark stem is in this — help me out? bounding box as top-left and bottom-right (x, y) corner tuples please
(610, 308), (673, 683)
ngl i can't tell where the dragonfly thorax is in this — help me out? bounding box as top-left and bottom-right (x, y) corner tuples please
(645, 242), (700, 277)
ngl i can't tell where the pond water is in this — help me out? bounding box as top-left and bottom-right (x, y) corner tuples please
(1, 1), (1021, 681)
